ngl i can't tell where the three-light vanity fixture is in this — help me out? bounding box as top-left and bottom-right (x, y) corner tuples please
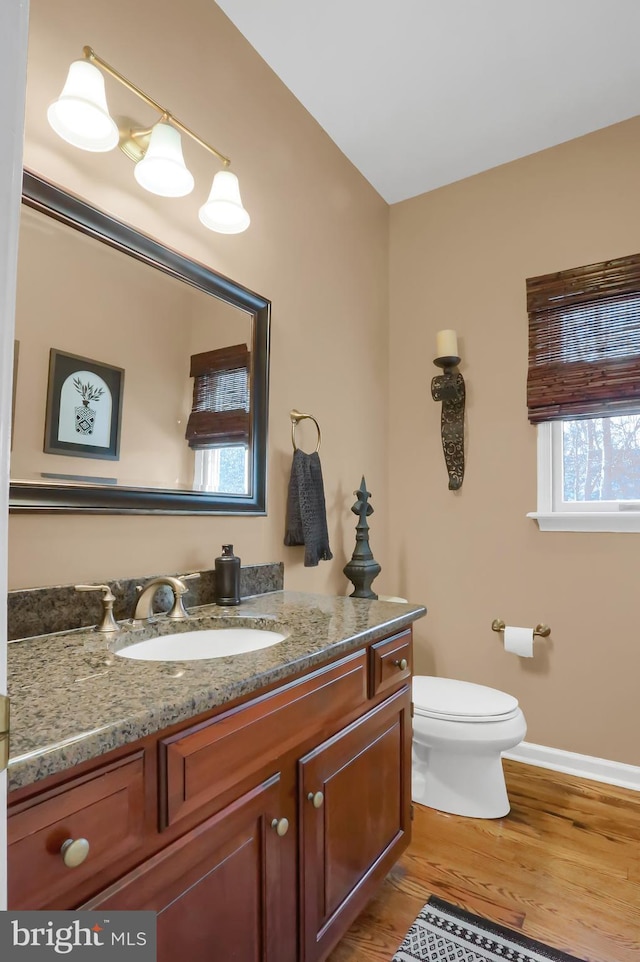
(47, 46), (250, 234)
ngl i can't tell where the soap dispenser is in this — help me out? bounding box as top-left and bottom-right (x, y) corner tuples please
(214, 544), (241, 606)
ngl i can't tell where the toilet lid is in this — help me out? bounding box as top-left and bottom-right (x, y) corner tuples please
(413, 676), (519, 720)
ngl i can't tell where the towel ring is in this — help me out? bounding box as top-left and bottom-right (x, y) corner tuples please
(290, 409), (321, 453)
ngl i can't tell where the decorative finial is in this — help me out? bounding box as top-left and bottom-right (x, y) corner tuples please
(343, 476), (381, 599)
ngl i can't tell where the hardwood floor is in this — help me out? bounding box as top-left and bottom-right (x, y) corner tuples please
(327, 760), (640, 962)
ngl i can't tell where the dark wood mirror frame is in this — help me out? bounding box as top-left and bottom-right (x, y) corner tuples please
(10, 171), (270, 515)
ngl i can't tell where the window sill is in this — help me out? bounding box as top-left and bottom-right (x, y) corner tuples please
(527, 511), (640, 532)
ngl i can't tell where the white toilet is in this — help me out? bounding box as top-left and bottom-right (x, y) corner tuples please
(412, 676), (526, 819)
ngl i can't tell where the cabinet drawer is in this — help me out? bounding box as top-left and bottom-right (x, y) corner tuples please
(160, 650), (368, 828)
(369, 630), (412, 698)
(8, 751), (146, 910)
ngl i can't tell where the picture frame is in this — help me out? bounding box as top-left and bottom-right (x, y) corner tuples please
(44, 349), (125, 461)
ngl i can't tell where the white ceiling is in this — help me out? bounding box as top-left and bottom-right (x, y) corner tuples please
(216, 0), (640, 204)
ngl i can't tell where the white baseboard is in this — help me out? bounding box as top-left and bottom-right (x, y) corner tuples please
(502, 741), (640, 792)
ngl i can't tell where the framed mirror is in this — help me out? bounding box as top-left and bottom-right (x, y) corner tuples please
(10, 172), (270, 514)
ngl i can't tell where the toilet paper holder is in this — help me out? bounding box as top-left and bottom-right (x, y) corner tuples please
(491, 618), (551, 638)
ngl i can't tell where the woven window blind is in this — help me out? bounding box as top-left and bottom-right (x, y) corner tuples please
(185, 344), (250, 448)
(526, 253), (640, 423)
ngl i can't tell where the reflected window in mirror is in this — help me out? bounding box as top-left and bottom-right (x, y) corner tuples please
(194, 446), (248, 495)
(10, 172), (269, 514)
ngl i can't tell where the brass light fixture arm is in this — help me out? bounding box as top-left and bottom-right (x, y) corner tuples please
(82, 46), (231, 168)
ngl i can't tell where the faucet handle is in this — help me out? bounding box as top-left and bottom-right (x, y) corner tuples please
(167, 595), (189, 620)
(166, 573), (200, 620)
(74, 584), (119, 633)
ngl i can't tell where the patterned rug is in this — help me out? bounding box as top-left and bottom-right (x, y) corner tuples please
(392, 896), (585, 962)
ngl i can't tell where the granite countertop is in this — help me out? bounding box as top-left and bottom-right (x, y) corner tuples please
(8, 590), (426, 792)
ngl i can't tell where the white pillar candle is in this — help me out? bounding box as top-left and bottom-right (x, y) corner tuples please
(436, 329), (458, 358)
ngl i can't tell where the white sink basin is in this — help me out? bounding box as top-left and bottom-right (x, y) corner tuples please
(116, 627), (287, 661)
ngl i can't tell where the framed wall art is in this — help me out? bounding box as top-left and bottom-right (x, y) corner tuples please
(44, 349), (125, 460)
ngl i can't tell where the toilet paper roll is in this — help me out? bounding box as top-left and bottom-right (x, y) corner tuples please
(503, 625), (534, 658)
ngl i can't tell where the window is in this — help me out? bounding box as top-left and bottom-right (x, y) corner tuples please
(185, 344), (251, 495)
(193, 445), (249, 495)
(526, 253), (640, 531)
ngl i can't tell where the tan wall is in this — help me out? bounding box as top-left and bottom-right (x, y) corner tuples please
(389, 116), (640, 766)
(17, 0), (635, 767)
(10, 0), (390, 593)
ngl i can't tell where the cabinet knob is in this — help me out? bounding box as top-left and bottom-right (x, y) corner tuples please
(60, 837), (90, 868)
(393, 658), (408, 671)
(271, 817), (289, 837)
(307, 791), (324, 809)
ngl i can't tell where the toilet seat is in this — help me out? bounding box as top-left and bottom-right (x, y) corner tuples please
(413, 677), (520, 723)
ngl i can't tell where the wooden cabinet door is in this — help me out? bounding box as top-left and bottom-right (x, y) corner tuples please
(83, 773), (293, 962)
(299, 686), (412, 962)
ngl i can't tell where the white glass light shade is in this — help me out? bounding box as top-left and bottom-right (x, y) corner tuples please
(134, 123), (195, 198)
(47, 60), (119, 152)
(198, 170), (250, 234)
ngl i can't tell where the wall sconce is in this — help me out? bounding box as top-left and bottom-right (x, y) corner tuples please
(431, 329), (465, 490)
(47, 46), (250, 234)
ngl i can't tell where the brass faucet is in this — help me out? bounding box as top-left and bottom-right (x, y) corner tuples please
(131, 574), (198, 624)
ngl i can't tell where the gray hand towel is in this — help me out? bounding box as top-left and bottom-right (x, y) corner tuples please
(284, 449), (333, 567)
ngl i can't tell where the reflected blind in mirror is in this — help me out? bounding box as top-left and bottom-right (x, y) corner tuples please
(186, 344), (250, 447)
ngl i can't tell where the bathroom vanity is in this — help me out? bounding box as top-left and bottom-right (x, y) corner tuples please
(7, 591), (425, 962)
